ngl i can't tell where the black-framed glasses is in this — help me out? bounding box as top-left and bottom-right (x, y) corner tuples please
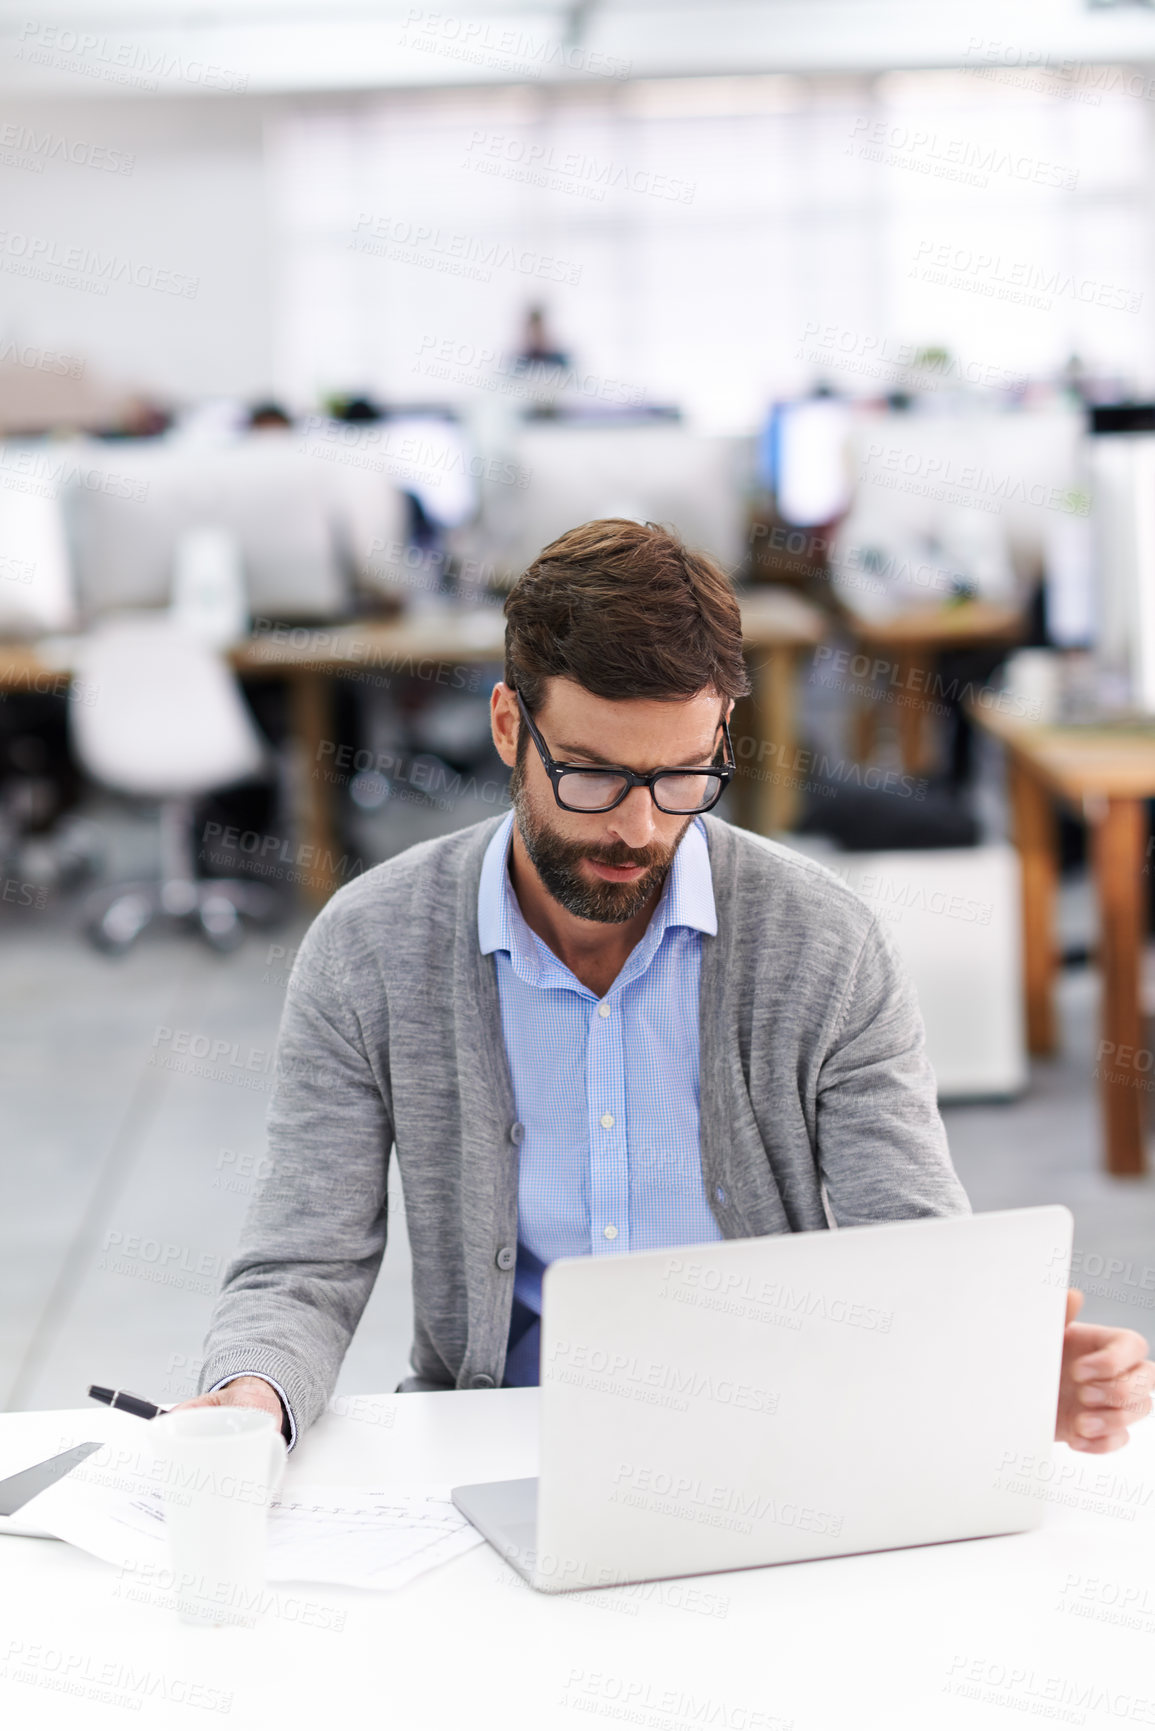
(514, 689), (735, 815)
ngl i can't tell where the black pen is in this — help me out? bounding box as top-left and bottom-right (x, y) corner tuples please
(88, 1385), (163, 1421)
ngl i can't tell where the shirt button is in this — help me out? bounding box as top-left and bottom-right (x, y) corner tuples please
(600, 1112), (614, 1129)
(603, 1224), (618, 1240)
(469, 1373), (496, 1390)
(509, 1122), (525, 1145)
(495, 1246), (516, 1271)
(597, 1002), (611, 1019)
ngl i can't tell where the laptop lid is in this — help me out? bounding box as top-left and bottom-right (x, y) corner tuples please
(530, 1206), (1072, 1592)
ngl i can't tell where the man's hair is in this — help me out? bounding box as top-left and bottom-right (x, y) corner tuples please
(503, 518), (751, 720)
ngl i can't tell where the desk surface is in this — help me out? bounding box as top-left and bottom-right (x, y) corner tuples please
(0, 591), (826, 691)
(1, 1392), (1152, 1731)
(973, 706), (1155, 800)
(846, 601), (1025, 649)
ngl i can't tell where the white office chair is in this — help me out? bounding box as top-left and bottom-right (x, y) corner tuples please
(69, 615), (281, 953)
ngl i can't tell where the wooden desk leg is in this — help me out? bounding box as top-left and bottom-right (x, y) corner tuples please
(895, 650), (936, 776)
(287, 670), (339, 908)
(1091, 798), (1148, 1177)
(1008, 757), (1058, 1057)
(754, 646), (800, 834)
(851, 698), (876, 766)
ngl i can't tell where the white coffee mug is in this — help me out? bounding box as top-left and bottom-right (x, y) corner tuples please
(153, 1408), (287, 1627)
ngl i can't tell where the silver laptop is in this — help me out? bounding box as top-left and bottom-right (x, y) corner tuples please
(452, 1206), (1072, 1592)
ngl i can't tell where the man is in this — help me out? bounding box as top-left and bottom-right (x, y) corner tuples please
(181, 518), (1153, 1455)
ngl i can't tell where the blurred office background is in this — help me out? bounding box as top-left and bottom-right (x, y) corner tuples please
(3, 0), (1155, 1414)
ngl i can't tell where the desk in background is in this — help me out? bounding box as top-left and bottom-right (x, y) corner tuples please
(973, 708), (1155, 1177)
(0, 591), (825, 906)
(0, 1389), (1152, 1730)
(844, 601), (1025, 775)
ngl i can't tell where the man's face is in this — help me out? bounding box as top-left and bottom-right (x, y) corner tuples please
(504, 679), (727, 924)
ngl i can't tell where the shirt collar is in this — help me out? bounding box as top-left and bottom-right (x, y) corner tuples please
(478, 811), (716, 981)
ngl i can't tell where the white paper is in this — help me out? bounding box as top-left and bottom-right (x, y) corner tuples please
(17, 1473), (484, 1591)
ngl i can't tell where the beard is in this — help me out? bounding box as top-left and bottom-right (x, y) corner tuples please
(509, 757), (692, 925)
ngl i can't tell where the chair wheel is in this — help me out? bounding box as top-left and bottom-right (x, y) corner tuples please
(198, 895), (244, 953)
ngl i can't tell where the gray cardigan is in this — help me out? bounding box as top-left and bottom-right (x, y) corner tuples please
(199, 815), (970, 1439)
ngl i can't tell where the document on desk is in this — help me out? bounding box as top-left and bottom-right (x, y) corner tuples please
(16, 1473), (484, 1591)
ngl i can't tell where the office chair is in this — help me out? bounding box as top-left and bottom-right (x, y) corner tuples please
(69, 615), (281, 954)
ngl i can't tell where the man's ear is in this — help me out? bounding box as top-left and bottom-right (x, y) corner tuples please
(490, 681), (519, 769)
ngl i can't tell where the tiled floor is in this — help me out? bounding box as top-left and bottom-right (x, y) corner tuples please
(3, 786), (1154, 1420)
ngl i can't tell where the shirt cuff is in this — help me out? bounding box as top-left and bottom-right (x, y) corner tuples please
(207, 1372), (298, 1452)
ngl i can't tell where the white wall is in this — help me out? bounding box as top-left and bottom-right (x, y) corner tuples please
(0, 97), (275, 404)
(3, 70), (1155, 431)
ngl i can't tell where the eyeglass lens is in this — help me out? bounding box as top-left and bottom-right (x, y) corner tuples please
(555, 770), (724, 813)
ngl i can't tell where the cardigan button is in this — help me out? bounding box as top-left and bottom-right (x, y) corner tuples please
(510, 1122), (525, 1145)
(495, 1246), (516, 1271)
(469, 1373), (496, 1390)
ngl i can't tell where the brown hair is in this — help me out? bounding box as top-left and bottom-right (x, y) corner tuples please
(503, 518), (750, 717)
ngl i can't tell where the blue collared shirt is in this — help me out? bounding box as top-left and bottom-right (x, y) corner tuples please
(478, 811), (725, 1385)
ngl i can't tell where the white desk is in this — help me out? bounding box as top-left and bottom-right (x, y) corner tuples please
(1, 1390), (1153, 1731)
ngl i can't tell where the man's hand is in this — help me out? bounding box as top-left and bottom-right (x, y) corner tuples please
(1056, 1289), (1154, 1453)
(166, 1376), (287, 1438)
